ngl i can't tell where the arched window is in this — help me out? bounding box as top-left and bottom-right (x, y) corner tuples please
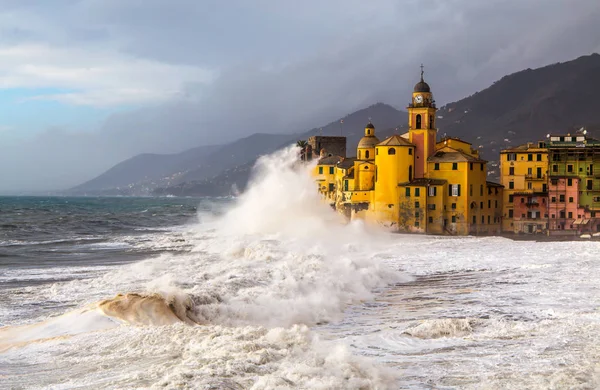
(416, 114), (422, 129)
(408, 165), (413, 181)
(388, 148), (396, 155)
(365, 150), (370, 159)
(429, 115), (434, 128)
(367, 129), (371, 135)
(358, 150), (361, 159)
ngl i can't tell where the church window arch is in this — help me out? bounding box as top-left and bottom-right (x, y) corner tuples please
(365, 150), (370, 159)
(358, 150), (361, 159)
(416, 114), (422, 129)
(388, 148), (396, 155)
(429, 115), (434, 128)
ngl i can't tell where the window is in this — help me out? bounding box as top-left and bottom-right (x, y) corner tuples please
(408, 165), (413, 182)
(415, 188), (420, 197)
(408, 148), (413, 155)
(388, 148), (396, 155)
(318, 167), (323, 174)
(551, 197), (556, 202)
(521, 197), (524, 203)
(480, 185), (483, 196)
(416, 114), (422, 129)
(537, 154), (542, 161)
(428, 204), (436, 210)
(470, 163), (473, 170)
(480, 202), (484, 209)
(552, 214), (555, 219)
(488, 200), (491, 208)
(568, 212), (573, 219)
(415, 221), (420, 227)
(488, 215), (491, 224)
(434, 163), (440, 170)
(415, 201), (420, 209)
(405, 187), (410, 197)
(452, 163), (458, 170)
(553, 165), (558, 173)
(569, 197), (574, 203)
(415, 211), (420, 218)
(472, 216), (477, 224)
(358, 151), (361, 159)
(509, 209), (514, 218)
(559, 195), (565, 202)
(481, 163), (484, 171)
(495, 200), (498, 208)
(428, 186), (437, 196)
(528, 167), (533, 175)
(528, 154), (533, 161)
(450, 184), (461, 196)
(470, 184), (473, 196)
(451, 203), (456, 209)
(509, 167), (515, 175)
(429, 115), (434, 128)
(344, 180), (349, 191)
(365, 150), (370, 159)
(329, 167), (334, 174)
(328, 183), (334, 192)
(527, 182), (532, 190)
(509, 181), (514, 189)
(560, 210), (565, 218)
(507, 153), (516, 161)
(587, 180), (593, 190)
(482, 215), (485, 224)
(509, 195), (514, 203)
(452, 216), (457, 223)
(568, 165), (573, 173)
(429, 216), (433, 223)
(567, 178), (573, 186)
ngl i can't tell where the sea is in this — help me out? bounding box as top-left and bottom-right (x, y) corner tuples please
(1, 146), (600, 389)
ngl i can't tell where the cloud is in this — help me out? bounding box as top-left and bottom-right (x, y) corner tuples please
(0, 0), (599, 192)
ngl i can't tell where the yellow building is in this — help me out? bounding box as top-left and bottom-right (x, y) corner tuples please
(313, 69), (503, 235)
(499, 142), (549, 233)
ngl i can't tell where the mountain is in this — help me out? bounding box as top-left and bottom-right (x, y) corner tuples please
(73, 53), (600, 197)
(435, 53), (600, 166)
(72, 103), (406, 196)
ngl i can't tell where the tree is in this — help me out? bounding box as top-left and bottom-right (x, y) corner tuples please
(297, 140), (308, 161)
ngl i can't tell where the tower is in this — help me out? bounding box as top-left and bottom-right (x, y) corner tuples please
(408, 65), (437, 179)
(357, 122), (379, 161)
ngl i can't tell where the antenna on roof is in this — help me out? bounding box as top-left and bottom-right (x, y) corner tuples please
(420, 63), (424, 81)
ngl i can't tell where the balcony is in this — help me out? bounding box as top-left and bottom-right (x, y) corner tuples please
(526, 201), (540, 207)
(525, 174), (546, 181)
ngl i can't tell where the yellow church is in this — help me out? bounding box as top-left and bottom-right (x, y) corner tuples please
(311, 70), (503, 235)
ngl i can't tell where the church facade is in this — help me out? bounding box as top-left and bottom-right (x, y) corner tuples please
(313, 71), (503, 235)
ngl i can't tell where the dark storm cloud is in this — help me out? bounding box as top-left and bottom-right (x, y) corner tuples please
(0, 0), (599, 192)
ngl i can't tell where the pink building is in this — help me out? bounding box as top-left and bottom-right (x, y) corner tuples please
(548, 177), (594, 234)
(512, 192), (548, 234)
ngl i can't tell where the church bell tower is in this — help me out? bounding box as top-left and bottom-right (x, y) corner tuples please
(408, 65), (438, 179)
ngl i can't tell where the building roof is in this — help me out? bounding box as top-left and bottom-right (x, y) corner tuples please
(414, 80), (431, 93)
(317, 155), (343, 165)
(500, 142), (547, 153)
(437, 136), (472, 145)
(365, 122), (375, 129)
(336, 157), (356, 169)
(358, 136), (381, 148)
(486, 181), (504, 188)
(377, 135), (414, 147)
(399, 178), (447, 187)
(428, 149), (486, 163)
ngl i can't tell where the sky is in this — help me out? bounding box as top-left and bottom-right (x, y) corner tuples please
(0, 0), (599, 192)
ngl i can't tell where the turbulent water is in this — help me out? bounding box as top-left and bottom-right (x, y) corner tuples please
(1, 148), (600, 389)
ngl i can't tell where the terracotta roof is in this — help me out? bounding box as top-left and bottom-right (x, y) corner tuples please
(336, 158), (356, 169)
(437, 136), (472, 145)
(428, 149), (486, 163)
(377, 135), (414, 147)
(317, 155), (343, 165)
(399, 178), (447, 186)
(486, 181), (504, 188)
(358, 136), (380, 148)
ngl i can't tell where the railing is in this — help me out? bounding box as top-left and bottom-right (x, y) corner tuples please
(526, 202), (540, 207)
(525, 174), (546, 181)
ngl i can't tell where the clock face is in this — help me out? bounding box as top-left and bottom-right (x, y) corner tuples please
(415, 94), (423, 104)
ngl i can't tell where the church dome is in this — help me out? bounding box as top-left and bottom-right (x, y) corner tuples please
(414, 80), (431, 93)
(358, 136), (380, 148)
